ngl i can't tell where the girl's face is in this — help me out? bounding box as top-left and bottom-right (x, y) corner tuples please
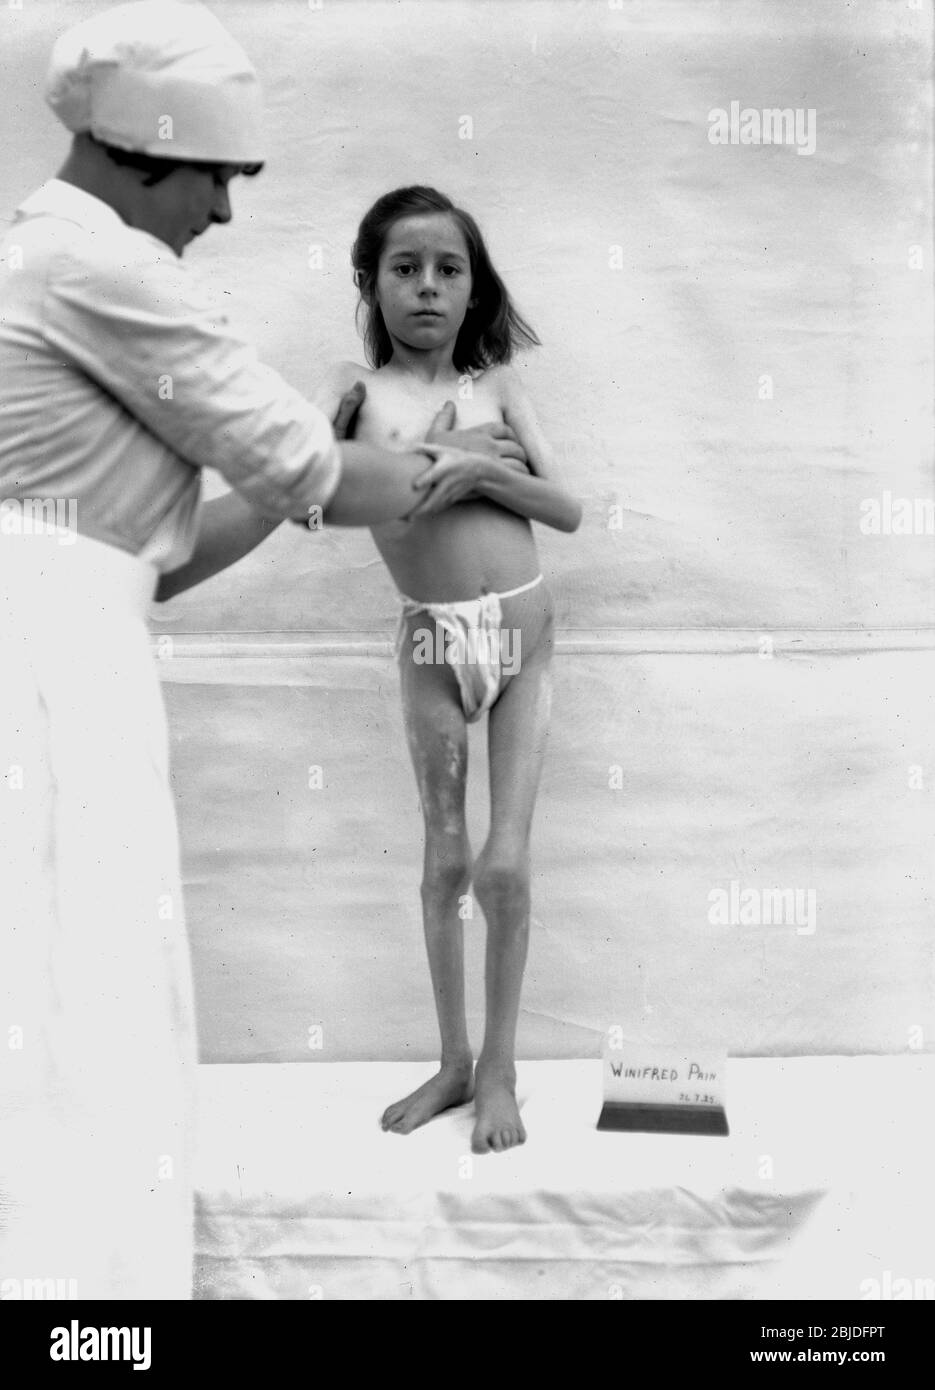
(374, 213), (473, 355)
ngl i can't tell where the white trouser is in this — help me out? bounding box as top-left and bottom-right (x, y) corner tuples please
(0, 533), (196, 1299)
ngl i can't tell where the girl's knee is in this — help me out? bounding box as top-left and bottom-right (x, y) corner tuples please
(421, 845), (472, 899)
(473, 846), (529, 913)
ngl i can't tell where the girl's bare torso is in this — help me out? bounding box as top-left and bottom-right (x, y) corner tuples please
(351, 366), (541, 603)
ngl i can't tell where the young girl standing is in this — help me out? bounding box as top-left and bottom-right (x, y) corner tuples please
(316, 187), (581, 1153)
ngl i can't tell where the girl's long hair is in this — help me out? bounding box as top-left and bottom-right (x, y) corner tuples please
(351, 186), (539, 372)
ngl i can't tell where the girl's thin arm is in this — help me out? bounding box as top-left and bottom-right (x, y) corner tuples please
(475, 459), (581, 532)
(473, 366), (582, 532)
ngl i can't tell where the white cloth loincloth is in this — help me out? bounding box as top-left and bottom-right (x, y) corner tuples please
(0, 532), (196, 1299)
(395, 574), (544, 722)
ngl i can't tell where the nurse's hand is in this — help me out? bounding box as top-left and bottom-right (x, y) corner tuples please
(332, 380), (366, 440)
(426, 400), (529, 472)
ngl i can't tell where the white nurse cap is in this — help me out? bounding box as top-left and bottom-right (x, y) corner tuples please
(46, 1), (265, 164)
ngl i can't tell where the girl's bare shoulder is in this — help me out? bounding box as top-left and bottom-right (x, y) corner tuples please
(329, 359), (374, 390)
(467, 362), (517, 407)
(471, 362), (529, 405)
(314, 360), (373, 417)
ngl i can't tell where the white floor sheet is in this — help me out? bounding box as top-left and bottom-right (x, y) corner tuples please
(193, 1056), (933, 1301)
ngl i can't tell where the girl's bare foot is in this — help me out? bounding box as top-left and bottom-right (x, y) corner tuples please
(471, 1059), (526, 1153)
(380, 1058), (474, 1134)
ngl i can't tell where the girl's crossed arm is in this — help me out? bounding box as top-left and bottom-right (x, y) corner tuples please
(412, 365), (582, 532)
(313, 362), (537, 526)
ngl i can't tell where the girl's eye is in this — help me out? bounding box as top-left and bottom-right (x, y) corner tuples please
(441, 266), (461, 276)
(395, 265), (415, 276)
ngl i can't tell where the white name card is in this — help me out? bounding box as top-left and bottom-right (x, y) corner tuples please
(597, 1040), (729, 1136)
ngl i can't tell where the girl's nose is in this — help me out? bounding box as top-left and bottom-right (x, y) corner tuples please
(418, 269), (438, 294)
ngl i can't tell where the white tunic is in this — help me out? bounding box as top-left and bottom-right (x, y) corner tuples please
(0, 181), (341, 1299)
(0, 179), (341, 567)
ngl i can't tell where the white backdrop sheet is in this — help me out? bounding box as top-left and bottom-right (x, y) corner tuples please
(160, 643), (934, 1061)
(1, 1), (931, 1062)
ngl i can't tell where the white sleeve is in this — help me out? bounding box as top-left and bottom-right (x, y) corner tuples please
(42, 234), (342, 520)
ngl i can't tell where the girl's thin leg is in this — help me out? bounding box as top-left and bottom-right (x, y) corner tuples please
(381, 617), (475, 1134)
(471, 599), (554, 1153)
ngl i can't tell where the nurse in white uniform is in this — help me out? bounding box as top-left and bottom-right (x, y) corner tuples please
(0, 1), (525, 1299)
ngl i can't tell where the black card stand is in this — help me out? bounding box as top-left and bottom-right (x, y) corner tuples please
(597, 1101), (729, 1136)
